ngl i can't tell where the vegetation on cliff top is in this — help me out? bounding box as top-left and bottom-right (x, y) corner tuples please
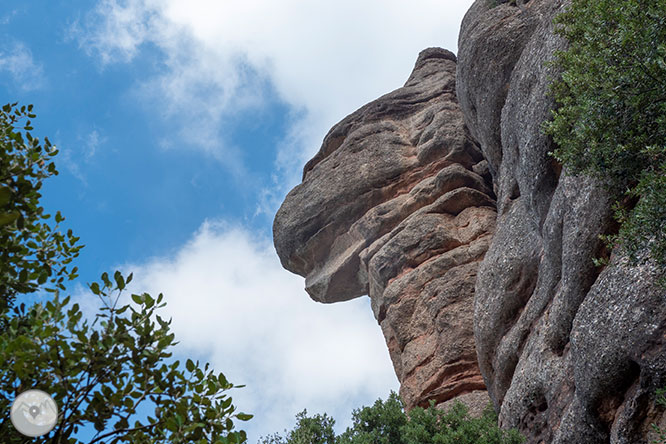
(545, 0), (666, 272)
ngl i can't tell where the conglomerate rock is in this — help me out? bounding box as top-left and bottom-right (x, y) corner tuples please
(273, 48), (496, 412)
(457, 1), (666, 442)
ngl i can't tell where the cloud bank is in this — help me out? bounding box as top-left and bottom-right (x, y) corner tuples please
(124, 221), (397, 441)
(75, 0), (474, 191)
(0, 41), (45, 91)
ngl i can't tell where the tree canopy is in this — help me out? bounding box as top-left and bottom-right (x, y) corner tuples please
(0, 103), (251, 443)
(260, 392), (524, 444)
(0, 103), (82, 313)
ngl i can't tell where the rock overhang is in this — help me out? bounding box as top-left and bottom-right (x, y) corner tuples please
(273, 46), (496, 412)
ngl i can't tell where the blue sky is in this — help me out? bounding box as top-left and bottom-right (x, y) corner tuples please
(1, 1), (474, 441)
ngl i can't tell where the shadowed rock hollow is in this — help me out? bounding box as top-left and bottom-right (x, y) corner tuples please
(273, 48), (496, 412)
(273, 1), (665, 442)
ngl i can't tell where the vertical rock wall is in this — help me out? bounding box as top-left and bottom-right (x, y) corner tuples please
(457, 1), (666, 442)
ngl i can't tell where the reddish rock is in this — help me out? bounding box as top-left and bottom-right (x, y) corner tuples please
(273, 48), (496, 410)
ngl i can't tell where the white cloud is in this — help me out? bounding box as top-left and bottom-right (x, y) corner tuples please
(69, 1), (477, 438)
(122, 220), (398, 442)
(0, 42), (45, 91)
(74, 0), (475, 192)
(82, 129), (105, 160)
(52, 128), (107, 186)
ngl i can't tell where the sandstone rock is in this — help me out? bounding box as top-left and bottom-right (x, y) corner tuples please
(273, 48), (496, 410)
(457, 1), (666, 442)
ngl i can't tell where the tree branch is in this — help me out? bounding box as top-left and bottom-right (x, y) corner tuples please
(88, 419), (166, 444)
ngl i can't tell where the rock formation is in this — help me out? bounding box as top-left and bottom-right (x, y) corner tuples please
(273, 0), (666, 442)
(457, 1), (665, 443)
(273, 48), (496, 413)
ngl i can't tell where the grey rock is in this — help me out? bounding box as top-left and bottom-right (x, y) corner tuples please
(458, 0), (666, 442)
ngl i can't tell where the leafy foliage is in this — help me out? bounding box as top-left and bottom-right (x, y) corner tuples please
(0, 103), (83, 312)
(260, 392), (524, 444)
(400, 402), (524, 444)
(337, 392), (406, 444)
(544, 0), (666, 270)
(0, 104), (250, 443)
(259, 410), (336, 444)
(0, 272), (251, 443)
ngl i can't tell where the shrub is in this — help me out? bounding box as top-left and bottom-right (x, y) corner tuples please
(260, 392), (524, 444)
(544, 0), (666, 272)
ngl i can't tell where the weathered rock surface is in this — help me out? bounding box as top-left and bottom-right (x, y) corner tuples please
(273, 1), (665, 441)
(273, 48), (496, 411)
(457, 1), (666, 443)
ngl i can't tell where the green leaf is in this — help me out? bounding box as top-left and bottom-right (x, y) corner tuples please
(186, 359), (195, 372)
(37, 270), (48, 284)
(218, 373), (228, 387)
(114, 270), (125, 290)
(236, 413), (253, 421)
(0, 211), (20, 226)
(0, 185), (12, 207)
(101, 272), (112, 287)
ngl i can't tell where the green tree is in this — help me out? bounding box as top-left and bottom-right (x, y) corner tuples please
(0, 104), (251, 443)
(260, 392), (524, 444)
(259, 410), (336, 444)
(544, 0), (666, 270)
(0, 103), (82, 313)
(337, 392), (406, 444)
(0, 273), (251, 443)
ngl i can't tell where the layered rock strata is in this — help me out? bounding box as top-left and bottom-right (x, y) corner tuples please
(273, 48), (496, 411)
(457, 1), (665, 443)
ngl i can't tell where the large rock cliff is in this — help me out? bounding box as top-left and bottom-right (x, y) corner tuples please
(273, 48), (495, 413)
(273, 1), (666, 442)
(457, 1), (665, 443)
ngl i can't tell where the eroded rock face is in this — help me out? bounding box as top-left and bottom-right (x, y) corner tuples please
(273, 2), (665, 440)
(457, 1), (666, 442)
(273, 48), (496, 411)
